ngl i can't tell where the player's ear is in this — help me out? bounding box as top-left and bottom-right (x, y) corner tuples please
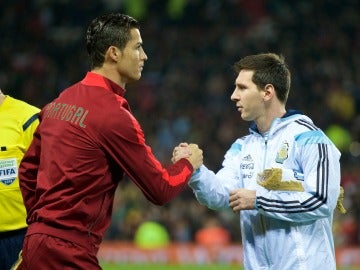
(106, 46), (121, 61)
(263, 84), (275, 101)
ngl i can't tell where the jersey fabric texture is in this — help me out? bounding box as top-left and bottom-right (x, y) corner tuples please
(0, 96), (40, 232)
(19, 72), (194, 255)
(189, 111), (341, 270)
(13, 234), (102, 270)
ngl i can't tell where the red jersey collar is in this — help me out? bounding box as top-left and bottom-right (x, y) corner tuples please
(81, 72), (126, 96)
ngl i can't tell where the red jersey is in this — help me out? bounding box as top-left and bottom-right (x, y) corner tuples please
(19, 72), (193, 252)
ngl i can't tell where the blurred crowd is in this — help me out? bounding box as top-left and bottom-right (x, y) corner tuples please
(1, 0), (359, 247)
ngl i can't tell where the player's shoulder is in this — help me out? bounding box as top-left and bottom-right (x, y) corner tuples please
(289, 115), (319, 132)
(6, 96), (40, 116)
(225, 136), (250, 157)
(287, 116), (333, 146)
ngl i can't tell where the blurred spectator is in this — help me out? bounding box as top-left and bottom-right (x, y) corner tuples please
(195, 217), (230, 246)
(134, 221), (170, 249)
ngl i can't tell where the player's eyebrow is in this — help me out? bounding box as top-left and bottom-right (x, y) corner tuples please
(235, 82), (247, 89)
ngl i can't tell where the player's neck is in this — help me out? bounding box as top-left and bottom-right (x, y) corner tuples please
(92, 64), (126, 89)
(0, 91), (6, 106)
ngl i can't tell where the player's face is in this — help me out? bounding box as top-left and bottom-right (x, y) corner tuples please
(117, 28), (148, 84)
(231, 70), (265, 122)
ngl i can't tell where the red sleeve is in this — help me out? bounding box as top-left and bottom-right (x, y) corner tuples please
(100, 103), (194, 205)
(19, 122), (41, 215)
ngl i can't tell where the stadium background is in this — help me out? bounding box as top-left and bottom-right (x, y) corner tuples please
(1, 0), (359, 267)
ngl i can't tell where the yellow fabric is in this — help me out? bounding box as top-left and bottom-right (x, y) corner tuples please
(0, 96), (40, 232)
(258, 168), (347, 214)
(336, 186), (347, 214)
(257, 168), (304, 191)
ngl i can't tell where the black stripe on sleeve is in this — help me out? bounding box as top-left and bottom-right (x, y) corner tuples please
(257, 143), (329, 213)
(22, 113), (39, 131)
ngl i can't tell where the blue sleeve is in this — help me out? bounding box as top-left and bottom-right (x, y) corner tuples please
(188, 141), (242, 210)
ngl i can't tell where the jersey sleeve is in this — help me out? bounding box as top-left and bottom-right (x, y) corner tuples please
(255, 130), (341, 222)
(21, 112), (40, 150)
(189, 141), (242, 210)
(100, 103), (194, 206)
(19, 112), (41, 214)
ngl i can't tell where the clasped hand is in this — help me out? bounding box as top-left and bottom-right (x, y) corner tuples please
(171, 142), (203, 170)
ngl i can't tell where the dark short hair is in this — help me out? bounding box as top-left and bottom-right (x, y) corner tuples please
(86, 13), (140, 69)
(233, 53), (291, 103)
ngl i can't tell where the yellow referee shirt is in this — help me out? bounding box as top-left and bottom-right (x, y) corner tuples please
(0, 96), (40, 232)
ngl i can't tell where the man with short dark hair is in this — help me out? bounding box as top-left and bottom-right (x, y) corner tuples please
(174, 53), (343, 270)
(14, 13), (202, 269)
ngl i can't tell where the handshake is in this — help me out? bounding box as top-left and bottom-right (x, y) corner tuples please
(171, 142), (203, 171)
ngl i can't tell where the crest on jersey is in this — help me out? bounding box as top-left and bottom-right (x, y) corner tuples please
(0, 158), (17, 185)
(275, 141), (289, 164)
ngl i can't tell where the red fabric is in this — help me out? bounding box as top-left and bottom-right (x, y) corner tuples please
(14, 234), (101, 270)
(19, 72), (193, 256)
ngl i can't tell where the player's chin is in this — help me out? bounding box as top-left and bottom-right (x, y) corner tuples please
(128, 73), (142, 83)
(134, 72), (142, 80)
(240, 113), (251, 122)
